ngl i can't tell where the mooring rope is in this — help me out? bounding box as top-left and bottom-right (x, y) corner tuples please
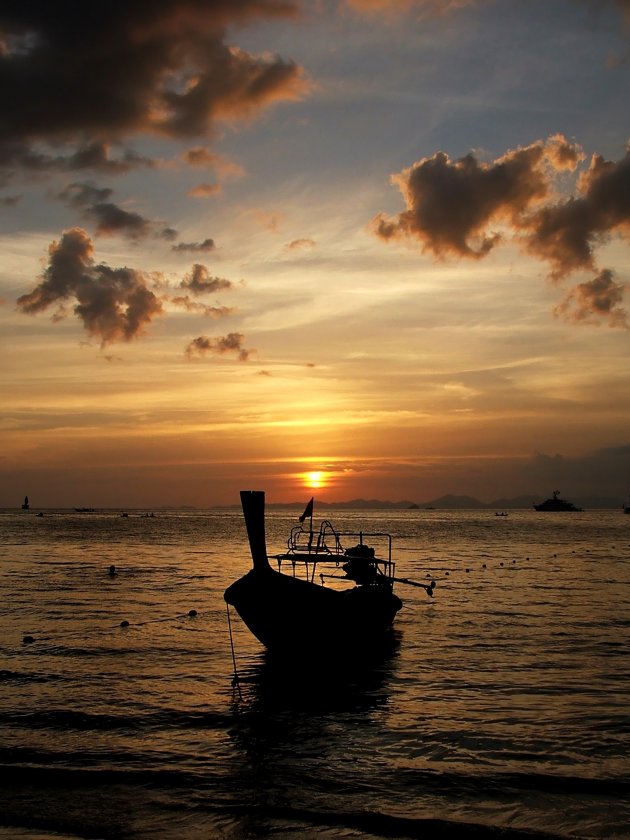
(225, 603), (241, 691)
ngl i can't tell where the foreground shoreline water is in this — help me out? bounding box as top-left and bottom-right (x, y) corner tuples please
(1, 508), (629, 839)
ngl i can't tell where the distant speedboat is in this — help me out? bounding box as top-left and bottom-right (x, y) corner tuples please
(495, 511), (508, 517)
(224, 491), (434, 658)
(534, 490), (582, 512)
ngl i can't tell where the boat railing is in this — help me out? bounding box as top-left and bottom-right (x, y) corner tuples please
(273, 520), (395, 585)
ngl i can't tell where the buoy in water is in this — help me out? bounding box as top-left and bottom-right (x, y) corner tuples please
(22, 635), (34, 644)
(120, 620), (129, 628)
(188, 609), (198, 617)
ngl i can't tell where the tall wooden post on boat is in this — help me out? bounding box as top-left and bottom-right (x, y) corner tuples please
(240, 490), (271, 571)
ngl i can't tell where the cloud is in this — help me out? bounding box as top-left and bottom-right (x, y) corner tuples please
(183, 147), (245, 179)
(57, 181), (177, 240)
(522, 148), (630, 280)
(553, 269), (628, 328)
(286, 238), (316, 250)
(16, 227), (163, 345)
(187, 183), (222, 198)
(170, 297), (235, 318)
(180, 264), (232, 294)
(0, 141), (155, 186)
(343, 0), (481, 15)
(0, 2), (310, 174)
(172, 238), (216, 254)
(185, 332), (253, 361)
(345, 0), (630, 23)
(372, 136), (580, 258)
(373, 136), (629, 326)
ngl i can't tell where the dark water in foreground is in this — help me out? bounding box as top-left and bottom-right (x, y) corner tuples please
(0, 507), (629, 839)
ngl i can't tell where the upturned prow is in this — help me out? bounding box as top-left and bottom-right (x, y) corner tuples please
(240, 490), (270, 571)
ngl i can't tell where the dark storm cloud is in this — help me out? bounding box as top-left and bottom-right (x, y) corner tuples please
(172, 238), (216, 253)
(185, 332), (252, 360)
(180, 263), (231, 294)
(16, 227), (164, 345)
(553, 269), (628, 328)
(0, 1), (308, 173)
(374, 136), (629, 327)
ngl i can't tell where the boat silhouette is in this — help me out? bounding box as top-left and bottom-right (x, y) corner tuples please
(225, 491), (433, 657)
(534, 490), (582, 512)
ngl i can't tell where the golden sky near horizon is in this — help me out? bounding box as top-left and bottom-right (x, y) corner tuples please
(1, 0), (630, 507)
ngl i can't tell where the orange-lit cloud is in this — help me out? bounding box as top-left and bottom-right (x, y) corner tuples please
(372, 135), (581, 259)
(286, 237), (316, 250)
(345, 0), (630, 23)
(170, 297), (234, 318)
(185, 332), (253, 361)
(187, 183), (222, 198)
(16, 229), (241, 345)
(522, 148), (630, 280)
(553, 269), (628, 328)
(374, 136), (629, 326)
(183, 147), (246, 179)
(16, 228), (163, 345)
(343, 0), (480, 15)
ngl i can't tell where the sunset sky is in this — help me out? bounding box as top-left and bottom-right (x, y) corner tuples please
(2, 0), (630, 508)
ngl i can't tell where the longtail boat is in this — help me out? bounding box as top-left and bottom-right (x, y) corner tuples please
(224, 490), (434, 657)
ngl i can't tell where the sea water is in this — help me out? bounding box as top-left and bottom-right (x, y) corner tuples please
(0, 507), (629, 839)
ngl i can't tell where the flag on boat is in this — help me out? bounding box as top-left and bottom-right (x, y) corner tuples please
(299, 497), (314, 522)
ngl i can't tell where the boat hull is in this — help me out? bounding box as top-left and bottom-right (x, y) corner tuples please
(225, 567), (402, 654)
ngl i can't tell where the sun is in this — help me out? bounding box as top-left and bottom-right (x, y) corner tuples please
(304, 470), (326, 489)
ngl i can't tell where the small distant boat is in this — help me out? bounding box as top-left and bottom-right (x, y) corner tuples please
(224, 491), (434, 658)
(74, 507), (95, 513)
(495, 511), (508, 517)
(623, 496), (630, 515)
(21, 496), (29, 510)
(534, 490), (582, 512)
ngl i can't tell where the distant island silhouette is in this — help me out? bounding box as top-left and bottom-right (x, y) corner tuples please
(214, 493), (622, 510)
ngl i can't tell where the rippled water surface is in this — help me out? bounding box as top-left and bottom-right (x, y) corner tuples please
(1, 507), (629, 839)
